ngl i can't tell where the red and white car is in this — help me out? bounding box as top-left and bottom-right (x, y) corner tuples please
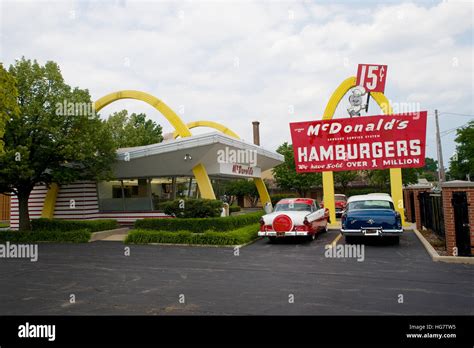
(258, 198), (329, 242)
(321, 194), (348, 218)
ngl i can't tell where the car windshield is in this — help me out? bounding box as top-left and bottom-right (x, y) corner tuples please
(347, 200), (394, 210)
(275, 203), (312, 212)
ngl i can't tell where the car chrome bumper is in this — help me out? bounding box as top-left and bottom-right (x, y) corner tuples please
(340, 229), (403, 236)
(258, 231), (309, 237)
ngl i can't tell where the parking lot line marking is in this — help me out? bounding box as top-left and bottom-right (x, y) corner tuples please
(329, 233), (342, 248)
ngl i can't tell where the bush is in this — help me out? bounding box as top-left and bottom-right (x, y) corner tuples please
(125, 223), (259, 245)
(0, 229), (91, 243)
(31, 219), (118, 232)
(229, 205), (241, 213)
(160, 198), (223, 218)
(134, 210), (263, 232)
(270, 193), (298, 206)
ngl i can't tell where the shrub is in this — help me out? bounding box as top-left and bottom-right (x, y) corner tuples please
(270, 193), (298, 206)
(134, 210), (263, 232)
(125, 223), (259, 245)
(160, 198), (223, 218)
(229, 205), (241, 213)
(31, 219), (118, 232)
(0, 229), (91, 243)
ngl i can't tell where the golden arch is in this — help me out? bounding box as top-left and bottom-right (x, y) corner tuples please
(173, 120), (272, 206)
(41, 90), (272, 216)
(322, 77), (406, 226)
(95, 90), (192, 138)
(93, 90), (214, 199)
(173, 120), (240, 139)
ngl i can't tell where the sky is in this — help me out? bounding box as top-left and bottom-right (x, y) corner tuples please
(1, 0), (473, 169)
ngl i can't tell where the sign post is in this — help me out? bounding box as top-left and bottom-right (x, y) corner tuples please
(293, 66), (421, 226)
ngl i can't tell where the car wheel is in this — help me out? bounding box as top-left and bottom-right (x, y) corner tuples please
(324, 224), (328, 233)
(307, 233), (316, 242)
(268, 237), (276, 243)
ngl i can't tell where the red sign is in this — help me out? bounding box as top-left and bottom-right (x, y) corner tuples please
(289, 112), (427, 173)
(356, 64), (387, 93)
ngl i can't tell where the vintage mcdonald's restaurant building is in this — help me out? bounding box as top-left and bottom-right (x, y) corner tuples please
(8, 91), (284, 230)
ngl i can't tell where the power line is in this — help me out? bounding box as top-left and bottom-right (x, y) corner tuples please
(440, 120), (472, 137)
(440, 129), (458, 137)
(440, 126), (459, 135)
(427, 112), (474, 118)
(438, 112), (474, 117)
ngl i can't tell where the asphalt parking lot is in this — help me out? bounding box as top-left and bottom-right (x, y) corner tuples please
(0, 230), (472, 315)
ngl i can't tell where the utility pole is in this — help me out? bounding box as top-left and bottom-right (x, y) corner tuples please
(435, 109), (446, 182)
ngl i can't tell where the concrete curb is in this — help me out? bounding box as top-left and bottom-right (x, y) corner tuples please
(413, 228), (474, 264)
(89, 228), (130, 242)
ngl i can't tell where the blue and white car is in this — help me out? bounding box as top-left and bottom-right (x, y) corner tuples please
(340, 194), (403, 243)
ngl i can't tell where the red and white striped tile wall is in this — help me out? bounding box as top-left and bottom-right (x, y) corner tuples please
(10, 181), (169, 230)
(10, 185), (48, 230)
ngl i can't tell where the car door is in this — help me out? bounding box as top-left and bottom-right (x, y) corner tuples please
(307, 201), (325, 230)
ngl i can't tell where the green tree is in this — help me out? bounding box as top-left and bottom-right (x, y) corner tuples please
(224, 179), (259, 207)
(105, 110), (163, 148)
(0, 58), (116, 231)
(272, 142), (321, 197)
(366, 168), (420, 189)
(419, 157), (438, 182)
(424, 157), (438, 172)
(334, 171), (359, 193)
(402, 168), (422, 185)
(0, 63), (20, 153)
(448, 121), (474, 180)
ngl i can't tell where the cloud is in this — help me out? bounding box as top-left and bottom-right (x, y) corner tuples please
(1, 0), (472, 166)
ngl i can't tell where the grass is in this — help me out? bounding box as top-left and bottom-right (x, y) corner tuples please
(125, 223), (260, 246)
(134, 211), (264, 233)
(0, 229), (91, 243)
(31, 218), (118, 232)
(0, 218), (117, 243)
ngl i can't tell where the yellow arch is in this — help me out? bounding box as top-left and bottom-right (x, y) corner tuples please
(41, 90), (215, 217)
(173, 121), (240, 139)
(93, 90), (216, 199)
(176, 121), (272, 207)
(41, 90), (272, 216)
(95, 90), (192, 138)
(322, 77), (405, 226)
